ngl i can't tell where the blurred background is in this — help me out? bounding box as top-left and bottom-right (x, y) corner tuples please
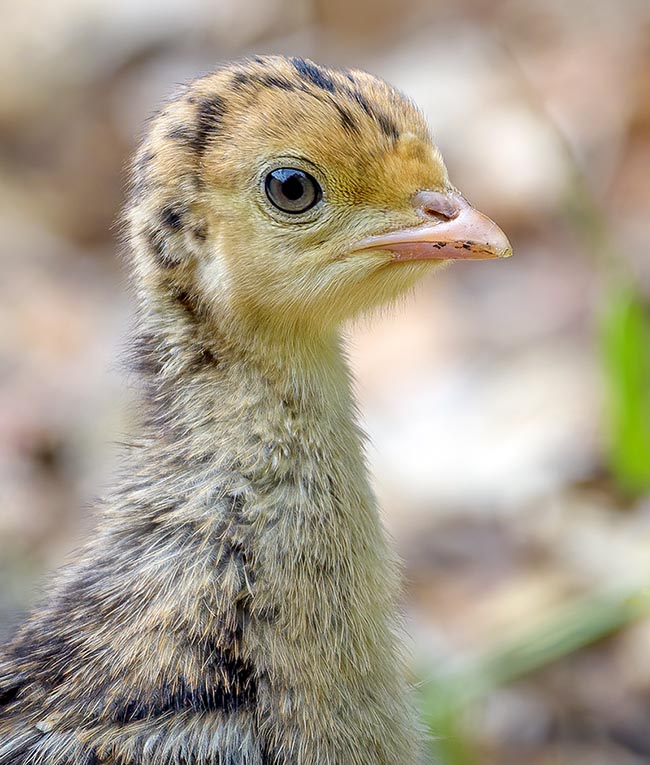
(1, 0), (649, 762)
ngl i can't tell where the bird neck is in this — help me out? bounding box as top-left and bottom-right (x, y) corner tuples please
(135, 288), (357, 435)
(127, 290), (393, 656)
(88, 290), (419, 764)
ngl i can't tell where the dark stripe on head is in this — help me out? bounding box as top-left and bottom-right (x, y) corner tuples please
(232, 71), (297, 93)
(351, 89), (399, 140)
(193, 221), (207, 242)
(259, 74), (297, 91)
(130, 150), (156, 196)
(333, 102), (359, 134)
(231, 71), (252, 88)
(194, 95), (227, 153)
(148, 229), (180, 269)
(352, 89), (373, 118)
(374, 110), (399, 141)
(291, 57), (336, 93)
(161, 205), (185, 231)
(166, 124), (195, 147)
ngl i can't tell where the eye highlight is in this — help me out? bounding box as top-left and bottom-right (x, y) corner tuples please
(264, 168), (322, 214)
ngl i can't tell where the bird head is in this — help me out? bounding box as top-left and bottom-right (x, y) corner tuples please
(128, 56), (511, 340)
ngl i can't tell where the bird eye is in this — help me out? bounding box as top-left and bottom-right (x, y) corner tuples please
(264, 168), (322, 214)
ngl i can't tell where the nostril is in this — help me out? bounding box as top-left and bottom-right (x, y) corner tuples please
(413, 190), (461, 221)
(423, 204), (452, 221)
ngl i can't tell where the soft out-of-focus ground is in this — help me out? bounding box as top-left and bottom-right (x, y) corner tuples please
(1, 1), (649, 762)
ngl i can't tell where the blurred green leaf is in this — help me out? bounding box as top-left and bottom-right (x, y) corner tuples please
(426, 704), (477, 765)
(420, 587), (650, 764)
(601, 286), (650, 495)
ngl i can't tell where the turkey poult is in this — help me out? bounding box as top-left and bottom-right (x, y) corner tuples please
(0, 56), (511, 765)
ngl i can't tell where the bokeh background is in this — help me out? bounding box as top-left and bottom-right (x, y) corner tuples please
(1, 0), (650, 762)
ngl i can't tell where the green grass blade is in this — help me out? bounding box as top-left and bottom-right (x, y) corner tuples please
(601, 286), (650, 495)
(419, 587), (650, 764)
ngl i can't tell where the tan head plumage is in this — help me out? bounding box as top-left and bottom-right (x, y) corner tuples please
(125, 56), (474, 339)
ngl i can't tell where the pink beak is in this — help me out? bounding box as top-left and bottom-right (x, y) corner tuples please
(353, 191), (513, 261)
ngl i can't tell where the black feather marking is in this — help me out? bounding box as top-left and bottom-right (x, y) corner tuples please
(108, 635), (256, 723)
(260, 74), (297, 91)
(160, 205), (185, 231)
(196, 344), (219, 370)
(231, 71), (252, 88)
(130, 150), (156, 196)
(333, 102), (359, 134)
(351, 89), (374, 117)
(194, 95), (227, 154)
(374, 109), (399, 141)
(166, 124), (195, 147)
(291, 57), (335, 93)
(350, 89), (399, 140)
(192, 222), (207, 242)
(166, 289), (220, 369)
(232, 71), (296, 92)
(130, 331), (164, 378)
(173, 289), (199, 322)
(147, 228), (180, 269)
(0, 677), (23, 707)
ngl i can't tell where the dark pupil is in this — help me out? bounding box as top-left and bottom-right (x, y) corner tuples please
(282, 174), (304, 201)
(266, 168), (321, 213)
